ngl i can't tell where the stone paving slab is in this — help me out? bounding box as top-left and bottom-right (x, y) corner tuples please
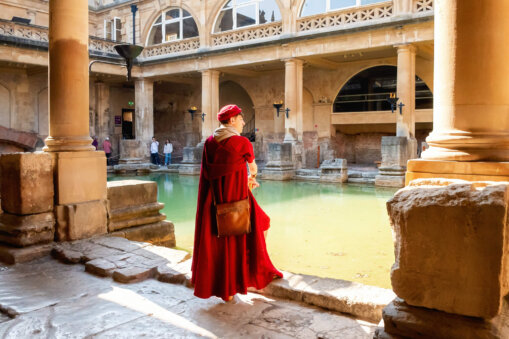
(0, 258), (377, 338)
(52, 236), (393, 323)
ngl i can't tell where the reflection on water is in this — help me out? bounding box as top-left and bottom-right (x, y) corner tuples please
(108, 173), (397, 288)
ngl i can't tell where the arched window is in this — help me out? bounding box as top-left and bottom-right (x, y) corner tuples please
(334, 66), (433, 112)
(214, 0), (282, 33)
(147, 8), (198, 45)
(301, 0), (387, 17)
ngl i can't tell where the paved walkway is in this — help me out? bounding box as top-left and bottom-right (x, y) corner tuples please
(0, 256), (377, 338)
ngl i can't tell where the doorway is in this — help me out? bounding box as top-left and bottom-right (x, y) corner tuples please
(122, 109), (135, 139)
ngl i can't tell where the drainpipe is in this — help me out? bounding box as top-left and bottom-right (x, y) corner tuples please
(130, 4), (138, 45)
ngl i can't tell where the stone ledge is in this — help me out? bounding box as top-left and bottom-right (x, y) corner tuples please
(249, 271), (395, 323)
(0, 243), (53, 265)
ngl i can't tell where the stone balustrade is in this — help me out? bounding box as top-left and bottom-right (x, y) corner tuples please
(212, 22), (283, 47)
(143, 37), (200, 59)
(0, 19), (48, 43)
(414, 0), (434, 13)
(297, 1), (393, 33)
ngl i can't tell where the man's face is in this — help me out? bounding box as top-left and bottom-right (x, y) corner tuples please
(152, 138), (155, 142)
(230, 114), (245, 134)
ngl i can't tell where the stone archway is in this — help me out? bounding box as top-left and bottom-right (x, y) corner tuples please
(219, 80), (255, 141)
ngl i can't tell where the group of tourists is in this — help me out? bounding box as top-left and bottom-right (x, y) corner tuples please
(150, 137), (173, 166)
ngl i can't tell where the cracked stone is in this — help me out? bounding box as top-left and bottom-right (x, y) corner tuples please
(112, 266), (157, 283)
(85, 258), (116, 277)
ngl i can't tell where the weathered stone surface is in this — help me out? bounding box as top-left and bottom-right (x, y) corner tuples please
(0, 243), (52, 265)
(375, 297), (509, 339)
(263, 143), (295, 181)
(55, 200), (108, 241)
(0, 152), (53, 215)
(51, 245), (83, 264)
(0, 212), (54, 247)
(107, 180), (157, 211)
(85, 258), (116, 277)
(113, 266), (157, 283)
(50, 151), (107, 205)
(375, 136), (417, 188)
(118, 139), (146, 164)
(319, 158), (348, 183)
(388, 179), (509, 318)
(110, 221), (175, 247)
(252, 271), (395, 323)
(90, 236), (150, 252)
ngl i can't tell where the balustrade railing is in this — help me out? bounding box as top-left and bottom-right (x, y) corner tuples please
(0, 19), (48, 43)
(298, 1), (393, 33)
(143, 37), (200, 58)
(413, 0), (434, 13)
(212, 22), (283, 47)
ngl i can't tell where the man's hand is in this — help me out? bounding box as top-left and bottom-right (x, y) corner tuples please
(248, 176), (260, 190)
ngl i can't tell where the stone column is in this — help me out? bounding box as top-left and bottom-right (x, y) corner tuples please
(406, 0), (509, 182)
(200, 69), (220, 142)
(44, 0), (93, 152)
(134, 78), (154, 148)
(396, 44), (416, 141)
(375, 44), (417, 187)
(45, 0), (107, 241)
(283, 59), (303, 142)
(95, 81), (110, 141)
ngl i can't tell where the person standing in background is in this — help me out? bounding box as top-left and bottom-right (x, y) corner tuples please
(92, 136), (98, 150)
(150, 137), (160, 165)
(164, 139), (173, 165)
(102, 137), (112, 165)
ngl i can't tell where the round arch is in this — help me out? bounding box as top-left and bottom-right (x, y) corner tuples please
(219, 80), (256, 140)
(142, 5), (202, 46)
(333, 65), (433, 112)
(208, 0), (284, 35)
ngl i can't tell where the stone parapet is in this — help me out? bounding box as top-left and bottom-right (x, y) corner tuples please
(387, 179), (509, 319)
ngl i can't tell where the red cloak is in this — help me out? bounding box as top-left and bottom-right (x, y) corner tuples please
(191, 135), (282, 301)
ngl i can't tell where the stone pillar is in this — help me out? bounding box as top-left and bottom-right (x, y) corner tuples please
(44, 0), (107, 242)
(95, 81), (110, 140)
(407, 0), (509, 182)
(44, 0), (93, 152)
(393, 0), (412, 16)
(283, 59), (303, 142)
(201, 69), (220, 143)
(375, 44), (417, 187)
(396, 44), (416, 141)
(134, 78), (154, 154)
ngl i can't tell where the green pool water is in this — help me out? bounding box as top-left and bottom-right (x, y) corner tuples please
(108, 173), (398, 289)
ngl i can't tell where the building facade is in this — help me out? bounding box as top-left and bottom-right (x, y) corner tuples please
(0, 0), (434, 168)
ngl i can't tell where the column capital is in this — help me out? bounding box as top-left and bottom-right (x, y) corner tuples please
(282, 58), (304, 66)
(395, 43), (417, 54)
(200, 69), (221, 77)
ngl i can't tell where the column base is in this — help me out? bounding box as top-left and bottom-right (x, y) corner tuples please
(55, 199), (108, 241)
(375, 298), (509, 339)
(375, 167), (406, 188)
(44, 135), (95, 152)
(406, 159), (509, 185)
(178, 146), (203, 176)
(50, 151), (107, 205)
(118, 140), (148, 164)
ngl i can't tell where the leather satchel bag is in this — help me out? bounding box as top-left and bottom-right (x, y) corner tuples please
(205, 143), (251, 237)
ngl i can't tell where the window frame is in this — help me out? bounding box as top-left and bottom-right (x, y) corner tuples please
(147, 8), (198, 46)
(301, 0), (387, 17)
(214, 0), (281, 34)
(104, 17), (122, 41)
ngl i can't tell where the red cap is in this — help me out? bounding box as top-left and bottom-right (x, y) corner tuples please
(217, 104), (242, 122)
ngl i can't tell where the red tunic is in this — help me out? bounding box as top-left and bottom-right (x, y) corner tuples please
(191, 135), (282, 301)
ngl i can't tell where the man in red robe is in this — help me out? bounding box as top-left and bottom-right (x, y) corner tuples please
(191, 104), (282, 301)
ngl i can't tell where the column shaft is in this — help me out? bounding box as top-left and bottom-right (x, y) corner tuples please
(422, 0), (509, 161)
(396, 44), (416, 138)
(44, 0), (93, 151)
(95, 82), (110, 140)
(134, 78), (154, 146)
(201, 70), (220, 142)
(284, 59), (303, 142)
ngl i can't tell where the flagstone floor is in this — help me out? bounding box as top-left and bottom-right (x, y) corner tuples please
(0, 255), (378, 338)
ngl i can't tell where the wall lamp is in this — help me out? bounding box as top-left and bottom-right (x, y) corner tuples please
(188, 106), (197, 120)
(387, 92), (404, 115)
(273, 101), (283, 117)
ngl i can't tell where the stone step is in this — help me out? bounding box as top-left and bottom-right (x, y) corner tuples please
(348, 177), (376, 184)
(249, 271), (395, 324)
(295, 169), (320, 177)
